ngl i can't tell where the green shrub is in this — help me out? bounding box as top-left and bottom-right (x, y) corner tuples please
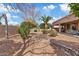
(49, 29), (58, 37)
(18, 22), (30, 40)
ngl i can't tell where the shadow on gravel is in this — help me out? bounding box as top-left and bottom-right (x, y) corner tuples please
(50, 39), (79, 56)
(0, 40), (22, 56)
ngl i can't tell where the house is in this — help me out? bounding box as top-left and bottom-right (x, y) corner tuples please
(52, 14), (79, 34)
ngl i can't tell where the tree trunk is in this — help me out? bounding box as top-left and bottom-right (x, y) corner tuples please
(15, 39), (26, 56)
(3, 14), (8, 39)
(5, 19), (8, 39)
(23, 39), (26, 48)
(45, 23), (48, 29)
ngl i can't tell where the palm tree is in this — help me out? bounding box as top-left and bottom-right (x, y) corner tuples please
(39, 23), (52, 29)
(41, 15), (52, 29)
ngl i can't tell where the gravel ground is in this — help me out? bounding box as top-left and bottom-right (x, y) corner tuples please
(0, 33), (56, 56)
(0, 33), (79, 56)
(22, 33), (56, 56)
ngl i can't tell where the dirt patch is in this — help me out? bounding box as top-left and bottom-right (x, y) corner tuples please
(22, 33), (56, 56)
(0, 40), (22, 56)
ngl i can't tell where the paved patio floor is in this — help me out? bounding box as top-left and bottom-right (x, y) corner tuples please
(50, 33), (79, 43)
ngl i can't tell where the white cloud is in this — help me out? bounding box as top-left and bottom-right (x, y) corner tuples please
(0, 4), (8, 13)
(48, 20), (54, 24)
(0, 4), (21, 13)
(1, 13), (19, 25)
(40, 16), (62, 24)
(43, 6), (47, 10)
(48, 5), (55, 10)
(48, 17), (57, 24)
(1, 20), (19, 26)
(48, 16), (62, 24)
(53, 17), (57, 20)
(12, 15), (19, 18)
(15, 9), (21, 13)
(54, 16), (62, 20)
(0, 4), (21, 26)
(59, 3), (70, 13)
(8, 21), (19, 26)
(6, 13), (12, 20)
(43, 5), (56, 11)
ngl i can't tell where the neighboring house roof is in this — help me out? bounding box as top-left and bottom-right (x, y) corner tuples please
(53, 14), (79, 25)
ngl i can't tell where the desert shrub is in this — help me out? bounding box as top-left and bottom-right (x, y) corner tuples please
(26, 19), (37, 29)
(47, 29), (51, 33)
(34, 29), (37, 32)
(42, 29), (49, 34)
(49, 29), (58, 37)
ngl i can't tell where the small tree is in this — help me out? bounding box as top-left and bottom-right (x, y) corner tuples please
(19, 19), (37, 45)
(19, 22), (30, 47)
(69, 3), (79, 17)
(26, 19), (37, 29)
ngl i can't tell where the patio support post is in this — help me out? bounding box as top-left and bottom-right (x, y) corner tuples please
(59, 24), (61, 32)
(78, 20), (79, 31)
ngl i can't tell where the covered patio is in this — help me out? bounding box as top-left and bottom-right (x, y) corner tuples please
(53, 14), (79, 34)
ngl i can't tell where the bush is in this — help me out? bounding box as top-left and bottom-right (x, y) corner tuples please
(34, 30), (37, 32)
(18, 22), (30, 40)
(26, 19), (37, 29)
(49, 29), (58, 37)
(42, 29), (48, 34)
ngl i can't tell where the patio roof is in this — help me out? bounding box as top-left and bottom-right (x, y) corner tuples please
(53, 14), (79, 25)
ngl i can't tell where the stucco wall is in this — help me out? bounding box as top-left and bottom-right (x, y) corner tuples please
(0, 25), (19, 38)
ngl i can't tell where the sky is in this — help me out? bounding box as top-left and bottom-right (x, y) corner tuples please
(0, 3), (70, 26)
